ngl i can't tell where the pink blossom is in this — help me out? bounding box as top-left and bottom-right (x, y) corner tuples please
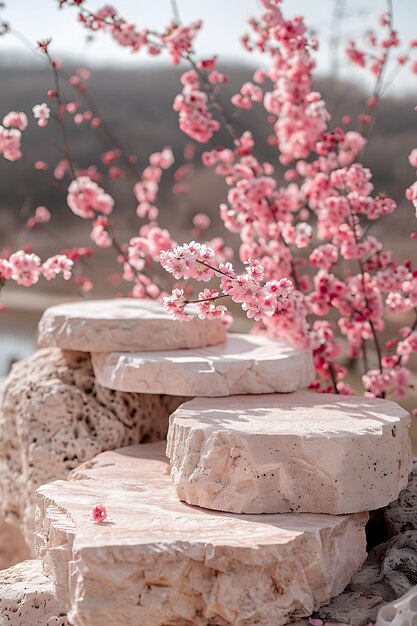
(409, 149), (417, 168)
(2, 111), (28, 131)
(310, 244), (338, 270)
(42, 255), (73, 280)
(174, 71), (220, 142)
(91, 217), (112, 247)
(0, 126), (22, 161)
(67, 176), (114, 219)
(32, 103), (50, 127)
(91, 504), (107, 523)
(162, 288), (193, 321)
(160, 241), (215, 281)
(8, 251), (42, 286)
(195, 289), (227, 320)
(193, 213), (211, 231)
(35, 206), (51, 223)
(0, 259), (13, 281)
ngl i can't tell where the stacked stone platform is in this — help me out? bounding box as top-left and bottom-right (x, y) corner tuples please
(0, 298), (414, 626)
(167, 392), (411, 515)
(36, 443), (368, 626)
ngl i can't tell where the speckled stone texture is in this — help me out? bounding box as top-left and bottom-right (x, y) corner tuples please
(36, 442), (368, 626)
(0, 559), (67, 625)
(385, 458), (417, 536)
(0, 348), (185, 551)
(167, 392), (412, 515)
(37, 298), (226, 352)
(0, 520), (30, 571)
(92, 333), (315, 396)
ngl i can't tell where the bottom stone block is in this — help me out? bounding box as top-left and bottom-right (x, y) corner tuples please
(36, 442), (368, 626)
(0, 559), (67, 625)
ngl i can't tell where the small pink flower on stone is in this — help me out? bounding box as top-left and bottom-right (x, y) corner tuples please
(92, 504), (107, 523)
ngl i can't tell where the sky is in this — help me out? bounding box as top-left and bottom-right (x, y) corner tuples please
(1, 0), (417, 94)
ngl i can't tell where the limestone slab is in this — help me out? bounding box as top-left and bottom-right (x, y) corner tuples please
(167, 391), (412, 515)
(0, 348), (185, 550)
(36, 442), (368, 626)
(92, 333), (315, 396)
(0, 559), (67, 625)
(37, 298), (226, 352)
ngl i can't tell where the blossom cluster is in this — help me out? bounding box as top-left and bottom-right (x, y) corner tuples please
(161, 242), (293, 321)
(0, 250), (73, 287)
(1, 0), (416, 403)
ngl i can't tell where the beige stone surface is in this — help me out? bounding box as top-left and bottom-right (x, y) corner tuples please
(167, 391), (412, 515)
(0, 348), (185, 551)
(36, 442), (368, 626)
(0, 559), (67, 625)
(0, 520), (30, 572)
(92, 333), (315, 396)
(37, 298), (226, 352)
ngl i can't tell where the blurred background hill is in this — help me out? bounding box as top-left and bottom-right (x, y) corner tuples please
(1, 62), (416, 283)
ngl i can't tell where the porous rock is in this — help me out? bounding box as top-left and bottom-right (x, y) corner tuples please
(376, 585), (417, 626)
(36, 442), (368, 626)
(167, 392), (412, 514)
(37, 298), (226, 352)
(92, 333), (315, 396)
(385, 458), (417, 537)
(0, 348), (185, 550)
(0, 559), (67, 625)
(316, 530), (417, 626)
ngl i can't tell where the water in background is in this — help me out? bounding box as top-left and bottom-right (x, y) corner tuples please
(0, 332), (35, 378)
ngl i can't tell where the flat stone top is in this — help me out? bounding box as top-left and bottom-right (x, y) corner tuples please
(37, 298), (226, 352)
(170, 391), (410, 438)
(38, 442), (366, 552)
(91, 333), (315, 395)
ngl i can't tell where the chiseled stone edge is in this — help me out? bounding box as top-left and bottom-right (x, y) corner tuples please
(91, 335), (316, 396)
(35, 443), (368, 626)
(37, 299), (227, 352)
(167, 394), (412, 515)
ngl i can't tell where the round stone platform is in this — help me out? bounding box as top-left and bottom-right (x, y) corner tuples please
(36, 442), (368, 626)
(91, 333), (315, 396)
(166, 391), (412, 515)
(37, 298), (226, 352)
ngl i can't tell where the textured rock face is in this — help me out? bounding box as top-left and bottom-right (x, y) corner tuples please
(0, 520), (30, 571)
(316, 530), (417, 626)
(167, 392), (412, 515)
(36, 443), (368, 626)
(0, 559), (67, 625)
(92, 333), (315, 396)
(0, 348), (185, 550)
(37, 298), (226, 352)
(377, 585), (417, 626)
(385, 458), (417, 536)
